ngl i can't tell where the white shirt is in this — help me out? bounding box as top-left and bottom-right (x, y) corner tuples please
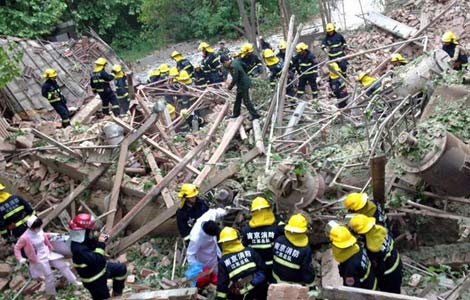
(186, 208), (227, 269)
(26, 229), (50, 261)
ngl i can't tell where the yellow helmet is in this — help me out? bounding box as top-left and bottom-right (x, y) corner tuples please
(218, 226), (239, 243)
(198, 42), (211, 51)
(326, 23), (336, 33)
(263, 49), (275, 59)
(296, 42), (308, 53)
(349, 214), (376, 234)
(112, 64), (122, 73)
(279, 40), (288, 50)
(251, 197), (270, 212)
(148, 69), (161, 77)
(159, 64), (170, 73)
(177, 70), (191, 81)
(169, 66), (179, 77)
(0, 183), (5, 190)
(166, 104), (176, 119)
(441, 31), (457, 44)
(344, 192), (368, 211)
(285, 214), (308, 233)
(263, 49), (279, 66)
(357, 72), (367, 81)
(329, 62), (341, 79)
(241, 43), (254, 56)
(178, 183), (199, 198)
(390, 53), (407, 63)
(43, 68), (57, 79)
(232, 51), (242, 58)
(171, 50), (182, 59)
(95, 57), (107, 66)
(329, 224), (357, 248)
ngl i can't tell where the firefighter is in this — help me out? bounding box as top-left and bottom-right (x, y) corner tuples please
(176, 70), (194, 110)
(343, 192), (388, 229)
(216, 227), (267, 300)
(193, 63), (208, 87)
(262, 48), (283, 89)
(199, 42), (224, 84)
(179, 109), (206, 132)
(328, 221), (377, 290)
(69, 213), (127, 300)
(0, 183), (34, 242)
(176, 184), (209, 242)
(441, 31), (469, 70)
(328, 62), (348, 108)
(171, 51), (195, 77)
(167, 104), (176, 120)
(272, 214), (315, 287)
(321, 23), (348, 73)
(240, 43), (263, 78)
(41, 69), (71, 128)
(241, 197), (284, 283)
(294, 42), (319, 100)
(349, 214), (402, 293)
(276, 41), (296, 96)
(90, 57), (120, 116)
(111, 64), (129, 115)
(220, 55), (260, 120)
(159, 63), (170, 80)
(147, 69), (161, 84)
(390, 53), (408, 67)
(357, 71), (382, 97)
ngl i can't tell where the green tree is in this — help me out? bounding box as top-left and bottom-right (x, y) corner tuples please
(0, 43), (23, 88)
(0, 0), (67, 37)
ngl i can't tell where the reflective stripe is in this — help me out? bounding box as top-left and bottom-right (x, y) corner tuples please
(265, 260), (273, 266)
(240, 283), (255, 295)
(73, 263), (88, 268)
(80, 266), (107, 283)
(304, 70), (318, 75)
(228, 262), (256, 279)
(0, 229), (7, 235)
(216, 291), (227, 298)
(112, 105), (120, 109)
(372, 278), (378, 290)
(117, 93), (128, 99)
(92, 79), (107, 83)
(299, 63), (312, 67)
(272, 271), (296, 284)
(4, 206), (24, 219)
(273, 255), (300, 270)
(114, 273), (127, 281)
(329, 43), (343, 48)
(360, 261), (371, 282)
(15, 215), (30, 227)
(96, 89), (105, 92)
(384, 253), (400, 275)
(184, 235), (190, 241)
(94, 248), (105, 255)
(297, 90), (305, 94)
(250, 243), (272, 249)
(328, 51), (344, 57)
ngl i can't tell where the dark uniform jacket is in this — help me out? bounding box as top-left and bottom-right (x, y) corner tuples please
(228, 59), (251, 91)
(201, 52), (222, 82)
(272, 235), (315, 285)
(216, 247), (266, 300)
(71, 237), (107, 283)
(41, 79), (65, 104)
(442, 43), (469, 69)
(241, 222), (283, 266)
(147, 75), (161, 84)
(193, 69), (208, 86)
(366, 230), (400, 277)
(294, 51), (318, 77)
(241, 53), (262, 77)
(322, 32), (347, 58)
(177, 59), (195, 77)
(267, 60), (284, 86)
(115, 77), (129, 100)
(90, 70), (115, 95)
(176, 197), (209, 240)
(338, 247), (377, 290)
(0, 195), (34, 239)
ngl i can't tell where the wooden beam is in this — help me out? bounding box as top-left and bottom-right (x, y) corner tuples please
(108, 102), (229, 240)
(144, 148), (174, 208)
(371, 155), (386, 206)
(321, 286), (428, 300)
(31, 128), (82, 159)
(193, 116), (244, 186)
(117, 287), (198, 300)
(71, 97), (102, 124)
(252, 119), (265, 153)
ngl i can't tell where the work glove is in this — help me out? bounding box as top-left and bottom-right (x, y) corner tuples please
(250, 271), (265, 286)
(19, 258), (27, 265)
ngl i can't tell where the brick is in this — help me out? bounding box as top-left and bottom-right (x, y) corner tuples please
(0, 263), (12, 278)
(267, 283), (310, 300)
(140, 268), (156, 279)
(9, 274), (25, 291)
(0, 278), (9, 291)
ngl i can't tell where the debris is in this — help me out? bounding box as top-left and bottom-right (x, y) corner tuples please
(408, 274), (422, 287)
(267, 283), (311, 300)
(0, 263), (12, 278)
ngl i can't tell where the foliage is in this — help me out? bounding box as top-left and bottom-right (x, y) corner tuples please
(0, 0), (67, 37)
(0, 43), (23, 89)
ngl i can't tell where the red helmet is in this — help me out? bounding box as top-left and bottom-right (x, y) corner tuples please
(69, 213), (96, 230)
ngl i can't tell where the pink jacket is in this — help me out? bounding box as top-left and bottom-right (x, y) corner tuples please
(14, 232), (53, 264)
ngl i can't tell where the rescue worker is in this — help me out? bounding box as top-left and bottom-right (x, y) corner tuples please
(343, 192), (388, 229)
(217, 41), (230, 57)
(111, 64), (129, 115)
(0, 183), (34, 242)
(272, 214), (315, 287)
(171, 51), (195, 77)
(159, 63), (170, 80)
(328, 62), (348, 108)
(240, 43), (263, 77)
(294, 42), (319, 100)
(390, 53), (408, 66)
(321, 23), (348, 73)
(349, 214), (402, 293)
(241, 197), (283, 283)
(69, 213), (127, 300)
(147, 69), (161, 83)
(167, 104), (176, 120)
(176, 70), (194, 110)
(90, 57), (120, 116)
(276, 40), (296, 96)
(262, 48), (283, 89)
(216, 227), (267, 300)
(357, 71), (382, 97)
(179, 109), (206, 132)
(441, 31), (469, 70)
(220, 55), (260, 120)
(193, 63), (208, 87)
(328, 221), (377, 290)
(41, 69), (71, 128)
(277, 41), (288, 61)
(176, 184), (209, 242)
(199, 42), (224, 84)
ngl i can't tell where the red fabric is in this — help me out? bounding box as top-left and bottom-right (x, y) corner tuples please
(196, 266), (218, 288)
(14, 232), (53, 264)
